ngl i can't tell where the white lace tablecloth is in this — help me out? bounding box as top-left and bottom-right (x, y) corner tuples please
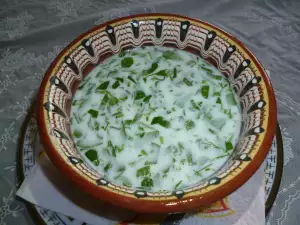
(0, 0), (299, 224)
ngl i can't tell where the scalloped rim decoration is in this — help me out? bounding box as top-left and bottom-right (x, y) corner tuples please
(37, 13), (277, 213)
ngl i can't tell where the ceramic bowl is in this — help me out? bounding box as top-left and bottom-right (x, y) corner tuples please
(37, 13), (277, 213)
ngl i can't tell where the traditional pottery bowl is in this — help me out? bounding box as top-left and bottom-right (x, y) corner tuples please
(37, 13), (277, 213)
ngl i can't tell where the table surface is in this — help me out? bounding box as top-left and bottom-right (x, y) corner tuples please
(0, 0), (299, 224)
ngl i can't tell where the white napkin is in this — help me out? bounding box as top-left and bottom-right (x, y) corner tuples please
(17, 151), (265, 225)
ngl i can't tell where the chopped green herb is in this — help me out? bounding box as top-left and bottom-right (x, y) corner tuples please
(201, 85), (210, 98)
(115, 144), (125, 153)
(172, 67), (177, 79)
(200, 66), (213, 73)
(159, 136), (164, 144)
(151, 69), (170, 79)
(187, 153), (193, 165)
(119, 51), (126, 57)
(112, 80), (120, 89)
(194, 163), (213, 176)
(138, 149), (148, 157)
(175, 180), (183, 189)
(121, 57), (134, 68)
(183, 77), (193, 86)
(78, 77), (90, 90)
(225, 141), (233, 151)
(141, 177), (153, 188)
(216, 97), (222, 104)
(143, 95), (152, 103)
(162, 51), (181, 60)
(73, 130), (82, 138)
(224, 109), (233, 119)
(190, 100), (202, 111)
(185, 120), (195, 131)
(136, 165), (151, 177)
(116, 77), (124, 83)
(119, 96), (128, 101)
(214, 92), (221, 96)
(85, 150), (99, 166)
(209, 128), (216, 135)
(112, 111), (123, 118)
(100, 94), (109, 106)
(96, 81), (110, 90)
(129, 162), (136, 167)
(109, 96), (119, 106)
(151, 116), (170, 128)
(104, 163), (112, 171)
(143, 63), (158, 75)
(123, 181), (132, 187)
(135, 91), (146, 100)
(128, 76), (137, 84)
(88, 109), (98, 118)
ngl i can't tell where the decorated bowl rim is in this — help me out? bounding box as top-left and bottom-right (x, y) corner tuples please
(37, 13), (277, 213)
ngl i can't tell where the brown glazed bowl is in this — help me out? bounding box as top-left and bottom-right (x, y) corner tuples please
(37, 13), (277, 213)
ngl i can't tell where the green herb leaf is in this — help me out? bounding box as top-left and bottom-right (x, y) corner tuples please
(128, 76), (137, 84)
(143, 95), (152, 103)
(115, 144), (125, 153)
(135, 91), (146, 100)
(173, 67), (177, 80)
(175, 180), (183, 189)
(162, 51), (181, 60)
(109, 96), (119, 106)
(143, 63), (158, 75)
(214, 92), (221, 96)
(183, 77), (193, 86)
(138, 149), (148, 157)
(209, 128), (216, 135)
(216, 97), (222, 104)
(119, 51), (126, 57)
(73, 130), (82, 138)
(85, 150), (99, 166)
(185, 120), (195, 131)
(116, 77), (124, 83)
(194, 163), (212, 176)
(88, 109), (98, 118)
(136, 165), (151, 177)
(121, 57), (134, 68)
(151, 116), (171, 128)
(225, 141), (233, 151)
(224, 109), (233, 119)
(180, 159), (186, 165)
(112, 80), (120, 89)
(200, 66), (213, 73)
(190, 100), (202, 111)
(96, 81), (110, 90)
(141, 177), (153, 188)
(159, 136), (164, 144)
(187, 153), (194, 165)
(123, 181), (132, 187)
(100, 94), (109, 106)
(201, 85), (210, 98)
(104, 163), (112, 171)
(78, 77), (90, 90)
(154, 70), (169, 78)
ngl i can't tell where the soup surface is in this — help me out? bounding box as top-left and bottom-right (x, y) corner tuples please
(70, 46), (241, 191)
